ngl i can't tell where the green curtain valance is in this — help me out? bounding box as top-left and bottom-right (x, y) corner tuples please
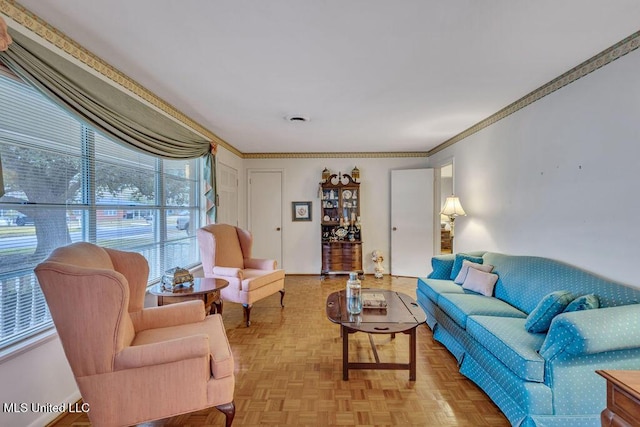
(0, 29), (217, 220)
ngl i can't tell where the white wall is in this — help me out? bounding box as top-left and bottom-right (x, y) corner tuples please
(0, 334), (79, 427)
(244, 156), (428, 274)
(428, 47), (640, 287)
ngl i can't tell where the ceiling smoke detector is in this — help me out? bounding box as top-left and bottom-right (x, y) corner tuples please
(285, 115), (310, 123)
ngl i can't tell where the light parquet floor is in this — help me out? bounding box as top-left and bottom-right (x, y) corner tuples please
(50, 275), (509, 427)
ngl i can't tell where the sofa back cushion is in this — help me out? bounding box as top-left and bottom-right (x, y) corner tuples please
(483, 252), (640, 314)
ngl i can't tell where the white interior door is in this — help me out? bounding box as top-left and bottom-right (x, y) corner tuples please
(248, 170), (283, 268)
(217, 162), (238, 226)
(391, 169), (434, 277)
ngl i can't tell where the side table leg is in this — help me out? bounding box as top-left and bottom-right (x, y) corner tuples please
(214, 300), (223, 314)
(342, 325), (349, 380)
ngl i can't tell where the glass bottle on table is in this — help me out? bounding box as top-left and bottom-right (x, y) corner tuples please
(346, 272), (362, 314)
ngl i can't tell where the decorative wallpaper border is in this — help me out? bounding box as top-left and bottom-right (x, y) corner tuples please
(427, 30), (640, 156)
(244, 151), (428, 159)
(2, 0), (639, 160)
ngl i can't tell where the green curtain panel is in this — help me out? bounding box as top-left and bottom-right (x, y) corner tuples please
(204, 148), (217, 223)
(0, 30), (216, 215)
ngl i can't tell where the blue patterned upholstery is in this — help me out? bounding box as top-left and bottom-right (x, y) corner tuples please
(427, 254), (455, 279)
(417, 251), (640, 427)
(564, 294), (600, 312)
(417, 277), (466, 304)
(525, 290), (574, 333)
(467, 316), (546, 382)
(438, 293), (526, 329)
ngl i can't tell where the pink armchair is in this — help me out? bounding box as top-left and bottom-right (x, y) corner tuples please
(197, 224), (285, 327)
(34, 242), (235, 427)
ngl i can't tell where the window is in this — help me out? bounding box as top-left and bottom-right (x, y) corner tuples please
(0, 73), (201, 352)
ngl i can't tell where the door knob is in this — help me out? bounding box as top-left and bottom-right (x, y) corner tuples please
(392, 227), (397, 231)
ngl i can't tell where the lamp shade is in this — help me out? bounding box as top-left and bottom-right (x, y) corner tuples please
(441, 196), (466, 217)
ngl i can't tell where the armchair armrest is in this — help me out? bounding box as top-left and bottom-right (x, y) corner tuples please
(213, 266), (243, 278)
(245, 258), (277, 270)
(539, 305), (640, 360)
(114, 334), (209, 370)
(131, 300), (206, 332)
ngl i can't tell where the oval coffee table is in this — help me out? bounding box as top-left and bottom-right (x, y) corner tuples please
(326, 288), (426, 381)
(150, 277), (229, 315)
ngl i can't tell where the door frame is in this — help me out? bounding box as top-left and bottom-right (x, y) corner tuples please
(434, 157), (455, 254)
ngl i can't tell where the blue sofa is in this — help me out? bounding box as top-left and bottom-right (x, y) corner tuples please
(417, 252), (640, 427)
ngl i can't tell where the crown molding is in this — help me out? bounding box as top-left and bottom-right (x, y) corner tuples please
(0, 0), (242, 157)
(243, 151), (428, 159)
(427, 30), (640, 157)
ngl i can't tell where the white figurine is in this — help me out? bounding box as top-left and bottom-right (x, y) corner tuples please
(372, 250), (384, 279)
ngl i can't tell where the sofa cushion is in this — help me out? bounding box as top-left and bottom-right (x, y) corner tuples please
(462, 268), (499, 296)
(525, 290), (574, 333)
(438, 293), (527, 329)
(132, 314), (234, 379)
(241, 268), (285, 291)
(428, 254), (456, 279)
(417, 277), (467, 304)
(454, 260), (494, 284)
(451, 253), (484, 280)
(564, 294), (600, 312)
(467, 315), (546, 383)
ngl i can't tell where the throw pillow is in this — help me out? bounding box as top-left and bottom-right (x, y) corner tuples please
(564, 294), (600, 312)
(461, 267), (499, 296)
(450, 253), (484, 280)
(454, 259), (494, 284)
(525, 290), (574, 333)
(428, 255), (456, 279)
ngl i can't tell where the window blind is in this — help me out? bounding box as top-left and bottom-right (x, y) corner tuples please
(0, 73), (201, 352)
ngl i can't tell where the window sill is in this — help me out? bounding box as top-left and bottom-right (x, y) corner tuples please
(0, 327), (58, 364)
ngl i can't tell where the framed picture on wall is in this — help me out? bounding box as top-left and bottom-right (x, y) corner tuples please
(292, 201), (312, 221)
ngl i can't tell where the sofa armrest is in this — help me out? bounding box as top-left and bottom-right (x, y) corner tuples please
(245, 258), (277, 270)
(213, 266), (243, 278)
(114, 334), (210, 370)
(539, 305), (640, 360)
(131, 300), (206, 331)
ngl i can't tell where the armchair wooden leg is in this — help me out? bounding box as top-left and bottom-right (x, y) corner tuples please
(279, 289), (285, 307)
(242, 304), (252, 327)
(215, 401), (235, 427)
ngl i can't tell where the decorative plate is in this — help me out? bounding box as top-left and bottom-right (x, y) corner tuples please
(342, 190), (352, 200)
(335, 227), (348, 238)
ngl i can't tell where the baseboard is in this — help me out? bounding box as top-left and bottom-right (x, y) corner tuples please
(40, 392), (82, 427)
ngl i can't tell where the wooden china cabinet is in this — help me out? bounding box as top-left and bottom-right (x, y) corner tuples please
(320, 172), (363, 277)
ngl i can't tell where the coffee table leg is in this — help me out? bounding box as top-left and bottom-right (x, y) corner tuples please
(342, 325), (349, 380)
(409, 328), (417, 381)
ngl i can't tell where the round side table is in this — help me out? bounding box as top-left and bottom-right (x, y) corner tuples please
(150, 277), (229, 315)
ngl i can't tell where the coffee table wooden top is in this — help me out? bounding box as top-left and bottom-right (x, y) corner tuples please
(150, 277), (229, 297)
(326, 289), (426, 334)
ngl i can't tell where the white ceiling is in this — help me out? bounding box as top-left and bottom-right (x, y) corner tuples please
(12, 1), (640, 154)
